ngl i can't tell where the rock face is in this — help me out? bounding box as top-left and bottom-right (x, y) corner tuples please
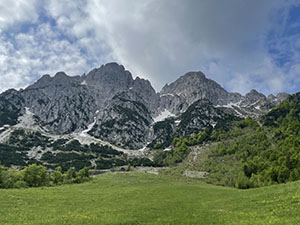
(0, 62), (289, 149)
(0, 89), (24, 127)
(149, 99), (238, 148)
(22, 72), (97, 134)
(160, 72), (230, 114)
(89, 92), (153, 149)
(159, 71), (288, 118)
(267, 93), (289, 106)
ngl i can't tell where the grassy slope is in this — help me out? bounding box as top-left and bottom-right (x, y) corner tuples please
(0, 172), (300, 225)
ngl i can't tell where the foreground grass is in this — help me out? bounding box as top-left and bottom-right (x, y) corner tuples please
(0, 172), (300, 225)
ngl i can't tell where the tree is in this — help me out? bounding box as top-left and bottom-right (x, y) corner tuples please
(23, 164), (47, 187)
(51, 166), (63, 185)
(1, 167), (25, 188)
(0, 165), (4, 187)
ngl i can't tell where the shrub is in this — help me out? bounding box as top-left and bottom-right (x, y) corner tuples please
(51, 166), (64, 185)
(23, 164), (47, 187)
(1, 168), (24, 189)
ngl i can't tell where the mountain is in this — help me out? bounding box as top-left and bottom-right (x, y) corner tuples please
(0, 62), (289, 171)
(159, 71), (288, 118)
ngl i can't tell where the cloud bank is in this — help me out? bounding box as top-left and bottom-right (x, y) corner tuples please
(0, 0), (299, 95)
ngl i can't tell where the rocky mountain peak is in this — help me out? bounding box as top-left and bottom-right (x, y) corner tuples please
(267, 94), (275, 101)
(52, 71), (73, 84)
(132, 77), (157, 97)
(245, 89), (266, 102)
(131, 77), (160, 114)
(159, 71), (230, 114)
(27, 72), (77, 90)
(177, 71), (206, 81)
(161, 71), (211, 93)
(85, 62), (133, 88)
(267, 92), (289, 105)
(276, 92), (289, 101)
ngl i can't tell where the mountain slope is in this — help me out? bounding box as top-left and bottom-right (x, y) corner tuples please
(164, 92), (300, 188)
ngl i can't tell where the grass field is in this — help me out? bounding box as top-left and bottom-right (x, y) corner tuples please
(0, 172), (300, 225)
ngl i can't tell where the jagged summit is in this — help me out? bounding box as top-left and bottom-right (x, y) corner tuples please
(85, 62), (133, 87)
(159, 71), (230, 115)
(160, 71), (226, 94)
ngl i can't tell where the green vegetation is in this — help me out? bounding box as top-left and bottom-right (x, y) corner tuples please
(0, 143), (30, 167)
(149, 100), (239, 150)
(149, 118), (176, 149)
(41, 152), (92, 171)
(153, 142), (190, 167)
(177, 99), (238, 137)
(0, 164), (90, 189)
(156, 93), (300, 189)
(167, 94), (300, 189)
(0, 172), (299, 224)
(0, 129), (159, 171)
(8, 129), (50, 149)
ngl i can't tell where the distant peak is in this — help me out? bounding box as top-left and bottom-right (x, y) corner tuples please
(98, 62), (125, 72)
(249, 89), (260, 94)
(85, 62), (133, 88)
(41, 74), (51, 79)
(54, 71), (68, 78)
(245, 89), (266, 102)
(181, 71), (206, 80)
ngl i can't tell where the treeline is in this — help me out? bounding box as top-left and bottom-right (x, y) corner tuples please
(0, 164), (90, 189)
(152, 123), (231, 167)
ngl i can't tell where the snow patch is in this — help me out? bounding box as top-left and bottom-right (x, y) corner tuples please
(216, 101), (241, 109)
(249, 100), (260, 107)
(160, 93), (174, 97)
(80, 117), (97, 137)
(215, 101), (244, 117)
(80, 80), (87, 85)
(153, 109), (175, 123)
(175, 120), (181, 125)
(0, 128), (13, 142)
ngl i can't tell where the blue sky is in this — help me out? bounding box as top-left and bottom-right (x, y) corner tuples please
(0, 0), (299, 96)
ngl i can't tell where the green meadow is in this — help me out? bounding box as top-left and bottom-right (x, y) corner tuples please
(0, 172), (300, 225)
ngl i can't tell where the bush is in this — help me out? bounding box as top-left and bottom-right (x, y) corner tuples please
(23, 164), (47, 187)
(51, 166), (64, 185)
(235, 172), (251, 189)
(0, 163), (91, 189)
(1, 168), (24, 189)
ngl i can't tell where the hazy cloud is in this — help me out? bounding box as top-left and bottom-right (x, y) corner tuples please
(72, 0), (299, 94)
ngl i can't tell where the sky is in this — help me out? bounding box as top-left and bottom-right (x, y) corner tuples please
(0, 0), (299, 95)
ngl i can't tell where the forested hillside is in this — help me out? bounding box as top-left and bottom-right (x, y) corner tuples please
(162, 93), (300, 188)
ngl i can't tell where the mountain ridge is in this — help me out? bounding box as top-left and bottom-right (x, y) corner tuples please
(0, 62), (289, 150)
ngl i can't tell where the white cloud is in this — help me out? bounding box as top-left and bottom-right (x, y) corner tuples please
(0, 23), (94, 92)
(0, 0), (39, 31)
